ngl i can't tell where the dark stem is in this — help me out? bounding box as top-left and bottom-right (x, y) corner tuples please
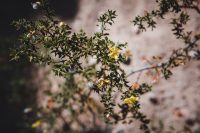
(180, 5), (200, 14)
(126, 65), (162, 77)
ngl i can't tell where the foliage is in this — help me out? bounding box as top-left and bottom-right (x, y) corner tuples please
(11, 0), (200, 132)
(132, 0), (200, 80)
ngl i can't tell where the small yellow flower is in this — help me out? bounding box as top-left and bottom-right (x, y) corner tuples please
(123, 96), (139, 105)
(31, 120), (41, 128)
(97, 78), (110, 88)
(108, 47), (120, 60)
(59, 21), (65, 27)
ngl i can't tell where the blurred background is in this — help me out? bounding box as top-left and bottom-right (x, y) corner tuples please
(0, 0), (78, 132)
(0, 0), (200, 133)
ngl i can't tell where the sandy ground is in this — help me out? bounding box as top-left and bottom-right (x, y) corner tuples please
(35, 0), (200, 132)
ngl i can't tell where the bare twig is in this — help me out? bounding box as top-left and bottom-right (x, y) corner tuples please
(126, 64), (162, 77)
(136, 71), (143, 82)
(180, 5), (200, 14)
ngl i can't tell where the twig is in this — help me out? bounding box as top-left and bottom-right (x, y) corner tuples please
(126, 64), (162, 77)
(180, 5), (200, 14)
(136, 71), (143, 82)
(191, 5), (200, 14)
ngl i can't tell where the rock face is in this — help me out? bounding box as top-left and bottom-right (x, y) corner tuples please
(66, 0), (200, 132)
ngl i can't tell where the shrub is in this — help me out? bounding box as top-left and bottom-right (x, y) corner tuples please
(11, 0), (200, 132)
